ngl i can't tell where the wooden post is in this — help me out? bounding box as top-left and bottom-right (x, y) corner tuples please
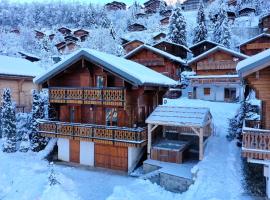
(147, 124), (152, 159)
(199, 128), (204, 160)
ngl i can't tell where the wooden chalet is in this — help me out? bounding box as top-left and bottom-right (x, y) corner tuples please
(144, 0), (167, 14)
(238, 33), (270, 56)
(153, 40), (190, 59)
(227, 0), (237, 6)
(64, 35), (79, 42)
(146, 106), (212, 162)
(120, 37), (130, 45)
(0, 55), (43, 112)
(227, 10), (236, 21)
(159, 9), (172, 17)
(135, 13), (148, 19)
(259, 13), (270, 33)
(160, 17), (170, 26)
(55, 41), (77, 54)
(35, 30), (46, 39)
(237, 49), (270, 198)
(105, 1), (126, 11)
(58, 27), (72, 36)
(125, 44), (185, 80)
(153, 33), (166, 42)
(122, 40), (144, 54)
(10, 28), (20, 35)
(186, 46), (248, 102)
(238, 6), (255, 17)
(189, 40), (219, 57)
(127, 23), (147, 32)
(48, 33), (55, 41)
(34, 48), (176, 172)
(181, 0), (200, 11)
(73, 29), (89, 41)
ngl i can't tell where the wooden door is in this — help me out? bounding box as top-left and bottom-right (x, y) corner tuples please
(70, 140), (80, 163)
(94, 144), (128, 171)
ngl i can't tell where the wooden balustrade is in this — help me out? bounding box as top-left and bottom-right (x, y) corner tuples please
(49, 87), (126, 107)
(133, 58), (165, 66)
(242, 127), (270, 160)
(190, 76), (240, 85)
(38, 120), (147, 147)
(197, 61), (237, 71)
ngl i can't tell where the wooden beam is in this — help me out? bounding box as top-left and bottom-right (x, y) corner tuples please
(199, 128), (204, 160)
(191, 127), (200, 136)
(151, 124), (159, 132)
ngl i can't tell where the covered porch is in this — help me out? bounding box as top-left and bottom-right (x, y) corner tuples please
(145, 106), (212, 163)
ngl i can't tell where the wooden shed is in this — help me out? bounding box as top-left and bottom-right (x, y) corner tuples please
(146, 106), (212, 162)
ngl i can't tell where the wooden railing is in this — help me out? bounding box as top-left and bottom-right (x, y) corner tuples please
(133, 58), (165, 66)
(197, 61), (238, 71)
(49, 87), (126, 107)
(190, 76), (240, 85)
(242, 127), (270, 160)
(38, 120), (147, 147)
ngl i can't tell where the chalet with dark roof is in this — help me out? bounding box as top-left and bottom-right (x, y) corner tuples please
(159, 9), (172, 17)
(58, 27), (72, 36)
(181, 0), (200, 11)
(259, 13), (270, 33)
(238, 33), (270, 56)
(189, 40), (220, 57)
(144, 0), (167, 14)
(35, 30), (45, 39)
(105, 1), (126, 11)
(160, 17), (170, 26)
(153, 33), (166, 41)
(127, 23), (147, 32)
(73, 29), (89, 41)
(238, 6), (255, 17)
(122, 40), (144, 53)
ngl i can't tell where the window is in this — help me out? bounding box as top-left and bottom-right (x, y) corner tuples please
(106, 108), (118, 126)
(224, 88), (236, 101)
(96, 75), (104, 88)
(204, 88), (211, 95)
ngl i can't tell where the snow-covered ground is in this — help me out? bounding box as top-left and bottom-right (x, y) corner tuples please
(0, 98), (255, 200)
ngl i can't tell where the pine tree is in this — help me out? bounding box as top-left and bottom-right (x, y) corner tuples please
(168, 7), (187, 46)
(30, 90), (48, 152)
(219, 15), (231, 48)
(1, 89), (17, 153)
(18, 113), (31, 152)
(193, 1), (208, 44)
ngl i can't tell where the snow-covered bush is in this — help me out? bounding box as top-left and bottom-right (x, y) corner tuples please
(48, 162), (60, 186)
(1, 88), (17, 153)
(17, 113), (31, 152)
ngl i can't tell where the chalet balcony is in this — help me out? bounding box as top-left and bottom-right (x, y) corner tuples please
(197, 61), (238, 71)
(38, 120), (147, 147)
(49, 87), (126, 107)
(132, 58), (165, 66)
(242, 120), (270, 160)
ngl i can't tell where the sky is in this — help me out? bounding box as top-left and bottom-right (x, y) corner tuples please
(9, 0), (181, 6)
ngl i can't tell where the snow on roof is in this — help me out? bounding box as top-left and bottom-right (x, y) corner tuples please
(34, 48), (177, 86)
(189, 40), (220, 50)
(237, 48), (270, 77)
(125, 44), (185, 64)
(188, 46), (249, 65)
(0, 55), (43, 77)
(146, 105), (212, 128)
(237, 33), (270, 47)
(154, 40), (191, 52)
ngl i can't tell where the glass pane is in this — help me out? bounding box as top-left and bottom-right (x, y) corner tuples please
(96, 76), (104, 87)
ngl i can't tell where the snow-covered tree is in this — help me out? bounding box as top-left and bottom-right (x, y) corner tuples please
(193, 1), (208, 44)
(1, 89), (17, 153)
(168, 7), (187, 46)
(17, 113), (31, 152)
(30, 90), (48, 152)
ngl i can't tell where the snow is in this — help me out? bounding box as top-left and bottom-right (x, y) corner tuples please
(125, 44), (185, 64)
(34, 48), (178, 86)
(146, 105), (211, 127)
(236, 48), (270, 76)
(108, 98), (251, 200)
(0, 55), (44, 77)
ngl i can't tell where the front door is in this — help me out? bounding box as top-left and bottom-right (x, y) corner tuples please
(70, 139), (80, 163)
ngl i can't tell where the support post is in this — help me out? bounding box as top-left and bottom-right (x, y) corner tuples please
(199, 128), (204, 160)
(147, 124), (152, 159)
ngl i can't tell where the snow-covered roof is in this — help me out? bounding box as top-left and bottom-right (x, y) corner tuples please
(0, 55), (43, 78)
(188, 46), (249, 65)
(237, 33), (270, 47)
(189, 40), (220, 50)
(237, 48), (270, 77)
(146, 105), (212, 128)
(34, 48), (177, 86)
(154, 40), (191, 52)
(125, 44), (185, 64)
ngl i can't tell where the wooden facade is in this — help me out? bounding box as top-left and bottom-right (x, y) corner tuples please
(144, 0), (167, 14)
(58, 27), (72, 36)
(105, 1), (126, 11)
(154, 41), (190, 59)
(123, 40), (144, 53)
(160, 17), (170, 25)
(189, 40), (219, 57)
(259, 14), (270, 33)
(239, 34), (270, 56)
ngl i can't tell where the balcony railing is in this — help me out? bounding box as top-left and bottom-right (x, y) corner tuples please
(242, 120), (270, 160)
(49, 87), (126, 107)
(38, 120), (147, 147)
(133, 58), (165, 66)
(197, 61), (238, 71)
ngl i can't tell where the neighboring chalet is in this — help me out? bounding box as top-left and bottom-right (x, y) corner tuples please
(58, 27), (72, 36)
(10, 28), (20, 35)
(259, 13), (270, 33)
(153, 33), (166, 42)
(34, 48), (176, 172)
(238, 6), (256, 17)
(120, 37), (130, 45)
(181, 0), (200, 11)
(64, 35), (79, 42)
(189, 40), (219, 57)
(0, 55), (43, 112)
(127, 23), (147, 32)
(35, 30), (46, 39)
(160, 17), (170, 26)
(55, 41), (77, 54)
(73, 29), (89, 41)
(144, 0), (167, 14)
(237, 49), (270, 198)
(238, 33), (270, 56)
(186, 46), (248, 102)
(159, 9), (172, 17)
(135, 13), (148, 19)
(227, 10), (236, 21)
(125, 44), (185, 80)
(153, 40), (190, 59)
(105, 1), (126, 11)
(122, 40), (144, 53)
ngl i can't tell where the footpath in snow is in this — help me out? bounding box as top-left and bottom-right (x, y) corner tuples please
(107, 98), (252, 200)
